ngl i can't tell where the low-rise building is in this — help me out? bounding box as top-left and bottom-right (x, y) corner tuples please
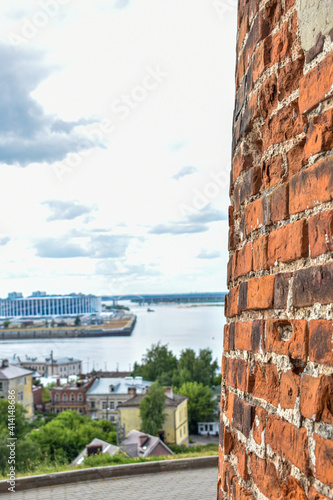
(0, 359), (34, 418)
(49, 377), (95, 414)
(12, 354), (82, 377)
(86, 376), (153, 422)
(198, 422), (219, 436)
(72, 438), (120, 465)
(118, 387), (189, 446)
(121, 429), (173, 458)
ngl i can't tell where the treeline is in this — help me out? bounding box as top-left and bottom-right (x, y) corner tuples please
(132, 343), (221, 433)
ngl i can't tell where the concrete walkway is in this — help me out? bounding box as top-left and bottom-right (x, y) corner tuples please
(0, 468), (218, 499)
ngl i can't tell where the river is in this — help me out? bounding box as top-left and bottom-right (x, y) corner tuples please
(0, 303), (225, 372)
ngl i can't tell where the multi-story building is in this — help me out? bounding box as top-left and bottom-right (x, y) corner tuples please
(118, 387), (189, 446)
(12, 354), (82, 377)
(0, 291), (101, 318)
(86, 376), (153, 422)
(49, 377), (96, 414)
(0, 359), (34, 418)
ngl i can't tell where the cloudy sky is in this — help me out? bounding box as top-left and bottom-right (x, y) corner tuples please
(0, 0), (237, 297)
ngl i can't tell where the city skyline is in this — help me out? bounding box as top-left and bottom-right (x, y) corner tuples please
(0, 0), (237, 296)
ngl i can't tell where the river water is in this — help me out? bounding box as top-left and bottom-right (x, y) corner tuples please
(0, 303), (225, 372)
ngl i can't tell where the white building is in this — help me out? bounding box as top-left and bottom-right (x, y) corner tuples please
(198, 422), (219, 436)
(0, 291), (101, 318)
(11, 355), (82, 377)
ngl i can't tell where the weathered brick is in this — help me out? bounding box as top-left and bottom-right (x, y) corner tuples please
(250, 454), (284, 499)
(266, 319), (308, 361)
(253, 362), (280, 407)
(225, 285), (240, 318)
(313, 434), (333, 487)
(253, 234), (269, 271)
(286, 138), (306, 179)
(234, 321), (252, 351)
(309, 209), (333, 258)
(231, 395), (255, 438)
(299, 51), (333, 113)
(234, 167), (262, 212)
(270, 21), (293, 64)
(243, 11), (270, 67)
(266, 415), (309, 473)
(232, 481), (255, 499)
(234, 90), (260, 146)
(248, 37), (272, 90)
(235, 242), (253, 278)
(228, 226), (236, 251)
(222, 461), (237, 493)
(236, 442), (250, 480)
(270, 182), (289, 222)
(267, 219), (308, 266)
(232, 147), (254, 183)
(262, 100), (306, 150)
(305, 108), (333, 160)
(279, 370), (300, 409)
(264, 0), (282, 31)
(274, 272), (292, 309)
(293, 262), (333, 307)
(278, 56), (304, 101)
(261, 155), (283, 190)
(225, 357), (254, 393)
(309, 320), (333, 367)
(223, 324), (231, 353)
(252, 406), (267, 445)
(284, 477), (308, 500)
(227, 253), (236, 284)
(222, 425), (235, 454)
(300, 374), (333, 424)
(289, 156), (333, 214)
(240, 275), (275, 310)
(244, 197), (270, 235)
(259, 73), (278, 119)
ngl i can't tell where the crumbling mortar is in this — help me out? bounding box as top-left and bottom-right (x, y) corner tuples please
(302, 39), (333, 76)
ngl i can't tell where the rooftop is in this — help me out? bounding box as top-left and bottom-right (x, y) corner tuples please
(86, 376), (153, 395)
(118, 392), (187, 408)
(0, 363), (33, 380)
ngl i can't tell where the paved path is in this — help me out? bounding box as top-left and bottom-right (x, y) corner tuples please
(0, 468), (218, 500)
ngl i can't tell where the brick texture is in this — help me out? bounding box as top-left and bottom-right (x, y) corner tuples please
(219, 1), (333, 498)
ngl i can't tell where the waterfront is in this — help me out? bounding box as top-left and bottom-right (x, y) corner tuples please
(0, 303), (225, 372)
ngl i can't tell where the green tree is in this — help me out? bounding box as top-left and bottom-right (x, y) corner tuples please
(3, 320), (10, 328)
(172, 348), (218, 388)
(74, 316), (81, 327)
(140, 382), (166, 436)
(132, 343), (178, 385)
(175, 381), (216, 434)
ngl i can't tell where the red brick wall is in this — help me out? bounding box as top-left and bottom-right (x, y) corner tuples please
(219, 0), (333, 498)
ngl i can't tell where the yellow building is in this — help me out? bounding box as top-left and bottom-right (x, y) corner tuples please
(118, 387), (189, 446)
(0, 359), (34, 418)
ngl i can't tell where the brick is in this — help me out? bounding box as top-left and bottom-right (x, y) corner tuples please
(223, 324), (231, 353)
(300, 374), (333, 424)
(305, 108), (333, 160)
(266, 415), (309, 473)
(286, 138), (306, 179)
(243, 11), (270, 68)
(244, 197), (270, 235)
(234, 167), (262, 212)
(270, 21), (293, 64)
(234, 320), (264, 353)
(234, 321), (252, 351)
(237, 4), (249, 54)
(264, 0), (282, 32)
(309, 209), (333, 258)
(261, 155), (283, 190)
(253, 234), (269, 271)
(242, 275), (275, 310)
(308, 487), (331, 500)
(262, 100), (306, 150)
(229, 322), (235, 350)
(234, 90), (260, 146)
(250, 454), (284, 499)
(290, 156), (333, 214)
(279, 370), (300, 409)
(267, 219), (308, 266)
(232, 481), (255, 499)
(238, 281), (248, 310)
(222, 461), (237, 493)
(299, 51), (333, 113)
(266, 319), (308, 361)
(228, 226), (236, 251)
(248, 37), (272, 90)
(232, 147), (254, 184)
(293, 262), (333, 307)
(252, 406), (267, 445)
(227, 253), (236, 284)
(253, 362), (280, 407)
(270, 183), (289, 222)
(235, 242), (253, 278)
(309, 320), (333, 367)
(284, 0), (295, 11)
(225, 285), (240, 318)
(225, 357), (254, 393)
(284, 477), (307, 500)
(222, 425), (235, 454)
(236, 442), (250, 480)
(259, 73), (278, 119)
(231, 395), (255, 438)
(274, 272), (292, 309)
(236, 52), (245, 91)
(313, 433), (333, 487)
(278, 56), (304, 101)
(228, 205), (234, 226)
